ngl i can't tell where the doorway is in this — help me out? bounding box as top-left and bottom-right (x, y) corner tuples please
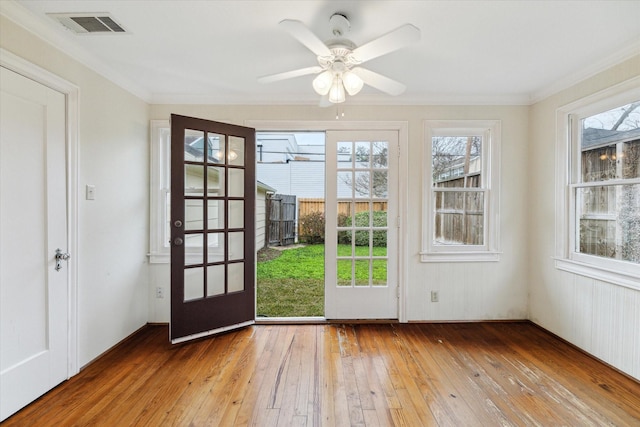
(256, 132), (326, 318)
(0, 57), (78, 421)
(254, 125), (403, 321)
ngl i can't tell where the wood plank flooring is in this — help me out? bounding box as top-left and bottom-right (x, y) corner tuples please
(4, 322), (640, 426)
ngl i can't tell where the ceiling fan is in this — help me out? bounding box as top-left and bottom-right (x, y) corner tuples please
(258, 13), (420, 104)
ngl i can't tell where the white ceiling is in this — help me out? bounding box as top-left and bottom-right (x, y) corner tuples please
(4, 0), (640, 105)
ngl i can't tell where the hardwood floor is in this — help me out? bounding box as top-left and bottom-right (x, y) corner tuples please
(4, 322), (640, 426)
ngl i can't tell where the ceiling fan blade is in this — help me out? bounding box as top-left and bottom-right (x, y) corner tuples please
(351, 67), (406, 96)
(352, 24), (420, 63)
(258, 66), (323, 84)
(279, 19), (332, 57)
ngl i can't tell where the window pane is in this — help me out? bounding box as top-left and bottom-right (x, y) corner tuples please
(581, 101), (640, 182)
(355, 141), (370, 168)
(207, 265), (225, 296)
(372, 141), (388, 169)
(432, 136), (482, 187)
(207, 133), (225, 164)
(372, 259), (387, 286)
(184, 267), (204, 301)
(229, 136), (245, 166)
(185, 199), (203, 231)
(206, 167), (224, 195)
(577, 184), (640, 263)
(207, 200), (223, 230)
(185, 164), (203, 196)
(228, 263), (244, 293)
(433, 190), (484, 245)
(337, 259), (352, 287)
(228, 168), (244, 197)
(185, 129), (205, 162)
(228, 200), (244, 228)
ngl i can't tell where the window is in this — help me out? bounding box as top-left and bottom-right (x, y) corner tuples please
(556, 78), (640, 288)
(421, 120), (501, 262)
(149, 120), (171, 263)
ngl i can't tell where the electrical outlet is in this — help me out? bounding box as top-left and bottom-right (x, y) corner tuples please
(156, 286), (164, 299)
(431, 290), (439, 302)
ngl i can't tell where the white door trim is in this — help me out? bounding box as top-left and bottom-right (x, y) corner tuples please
(1, 48), (80, 376)
(246, 120), (409, 322)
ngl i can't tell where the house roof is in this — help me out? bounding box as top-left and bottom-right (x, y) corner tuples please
(582, 127), (640, 151)
(3, 1), (640, 105)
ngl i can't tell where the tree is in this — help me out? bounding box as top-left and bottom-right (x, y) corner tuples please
(339, 142), (388, 197)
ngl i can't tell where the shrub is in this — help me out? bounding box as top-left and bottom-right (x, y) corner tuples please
(298, 211), (325, 244)
(341, 211), (387, 247)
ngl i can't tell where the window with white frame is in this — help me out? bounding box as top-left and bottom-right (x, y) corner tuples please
(556, 79), (640, 288)
(149, 120), (171, 263)
(421, 120), (501, 262)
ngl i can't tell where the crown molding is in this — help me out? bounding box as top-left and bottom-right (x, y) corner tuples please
(529, 38), (640, 105)
(0, 0), (151, 102)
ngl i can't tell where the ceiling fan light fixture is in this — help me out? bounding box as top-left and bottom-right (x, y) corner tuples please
(312, 70), (333, 95)
(342, 70), (364, 96)
(328, 77), (346, 103)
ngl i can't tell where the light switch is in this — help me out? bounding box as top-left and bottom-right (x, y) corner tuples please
(86, 184), (96, 200)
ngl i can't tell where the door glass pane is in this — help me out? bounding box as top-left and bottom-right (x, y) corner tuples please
(229, 231), (244, 261)
(354, 259), (370, 286)
(185, 200), (203, 231)
(207, 133), (225, 164)
(337, 171), (353, 198)
(185, 233), (203, 266)
(185, 164), (204, 196)
(354, 171), (370, 198)
(337, 234), (352, 256)
(337, 259), (352, 287)
(185, 129), (205, 162)
(372, 141), (388, 169)
(208, 232), (224, 263)
(184, 267), (204, 301)
(206, 167), (224, 196)
(372, 171), (388, 198)
(337, 201), (353, 226)
(207, 200), (223, 230)
(228, 168), (244, 197)
(228, 200), (244, 228)
(372, 259), (387, 286)
(355, 141), (370, 168)
(207, 264), (225, 296)
(229, 136), (245, 166)
(228, 263), (244, 292)
(337, 141), (352, 166)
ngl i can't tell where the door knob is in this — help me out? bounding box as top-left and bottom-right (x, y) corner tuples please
(55, 248), (70, 272)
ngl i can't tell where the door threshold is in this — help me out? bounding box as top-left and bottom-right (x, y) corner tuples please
(255, 316), (327, 325)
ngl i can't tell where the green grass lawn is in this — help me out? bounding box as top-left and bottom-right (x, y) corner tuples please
(256, 244), (387, 317)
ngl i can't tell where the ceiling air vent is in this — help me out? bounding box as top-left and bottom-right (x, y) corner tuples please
(48, 13), (127, 34)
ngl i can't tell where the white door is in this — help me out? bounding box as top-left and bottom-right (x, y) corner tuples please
(0, 67), (69, 421)
(325, 130), (399, 319)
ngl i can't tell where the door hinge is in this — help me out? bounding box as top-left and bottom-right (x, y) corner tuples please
(396, 216), (401, 228)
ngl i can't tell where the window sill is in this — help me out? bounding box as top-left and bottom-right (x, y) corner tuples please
(148, 253), (169, 264)
(555, 258), (640, 291)
(420, 251), (501, 263)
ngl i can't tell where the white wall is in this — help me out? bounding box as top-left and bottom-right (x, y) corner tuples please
(148, 104), (530, 324)
(1, 16), (150, 366)
(528, 55), (640, 380)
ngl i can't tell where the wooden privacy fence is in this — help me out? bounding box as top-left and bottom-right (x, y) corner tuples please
(266, 194), (296, 246)
(299, 198), (388, 218)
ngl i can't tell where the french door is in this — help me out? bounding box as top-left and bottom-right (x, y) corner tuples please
(170, 114), (255, 343)
(325, 130), (399, 319)
(0, 67), (69, 420)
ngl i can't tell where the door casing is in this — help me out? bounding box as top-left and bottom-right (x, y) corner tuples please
(247, 120), (409, 322)
(0, 49), (79, 417)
